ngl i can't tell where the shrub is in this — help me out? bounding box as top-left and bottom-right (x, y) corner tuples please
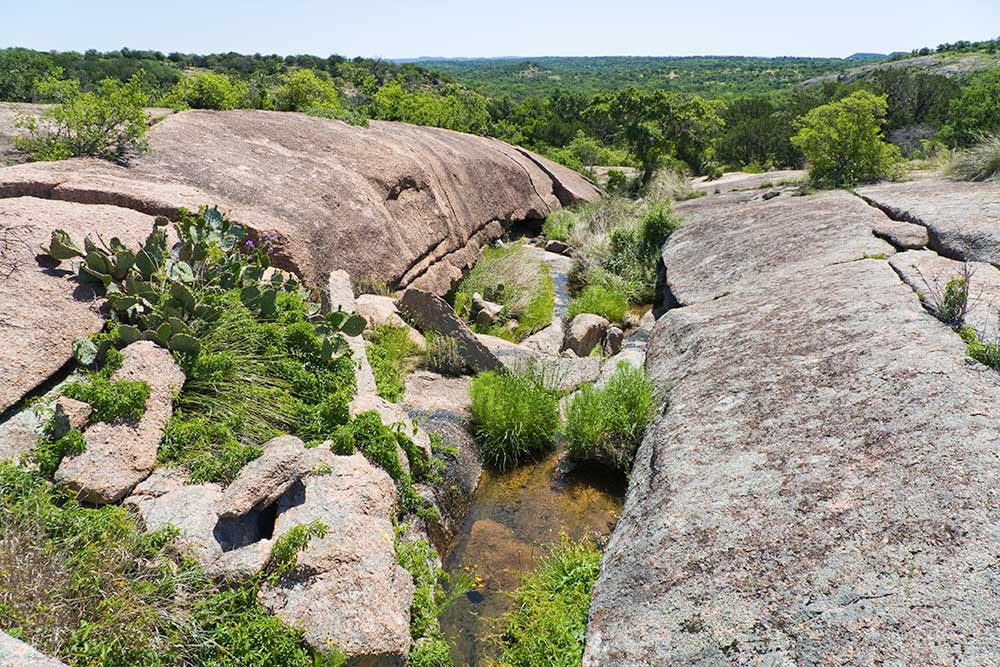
(423, 333), (466, 376)
(542, 209), (576, 242)
(274, 68), (342, 113)
(454, 242), (554, 342)
(946, 134), (1000, 181)
(367, 324), (419, 402)
(161, 71), (248, 110)
(62, 377), (150, 423)
(34, 429), (86, 478)
(14, 70), (150, 163)
(567, 284), (628, 323)
(469, 368), (560, 468)
(159, 414), (260, 485)
(564, 363), (655, 473)
(791, 90), (903, 188)
(938, 70), (1000, 146)
(495, 539), (602, 667)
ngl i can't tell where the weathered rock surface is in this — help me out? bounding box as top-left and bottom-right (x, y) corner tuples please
(0, 197), (158, 414)
(472, 293), (504, 327)
(888, 249), (1000, 340)
(690, 169), (805, 194)
(858, 178), (1000, 264)
(563, 313), (610, 357)
(49, 396), (91, 440)
(355, 294), (425, 349)
(261, 452), (413, 664)
(218, 435), (312, 519)
(872, 217), (929, 250)
(0, 631), (68, 667)
(397, 287), (500, 372)
(55, 341), (185, 504)
(585, 188), (1000, 666)
(0, 110), (600, 296)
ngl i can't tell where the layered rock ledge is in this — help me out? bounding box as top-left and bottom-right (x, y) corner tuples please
(584, 188), (1000, 665)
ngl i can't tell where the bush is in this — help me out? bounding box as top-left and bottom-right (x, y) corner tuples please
(791, 90), (903, 188)
(160, 71), (248, 110)
(274, 68), (342, 113)
(542, 209), (576, 242)
(564, 363), (655, 473)
(454, 242), (554, 342)
(495, 539), (602, 667)
(938, 70), (1000, 146)
(367, 324), (419, 402)
(946, 134), (1000, 182)
(469, 368), (560, 468)
(567, 284), (628, 323)
(14, 70), (150, 162)
(159, 415), (260, 485)
(423, 333), (466, 376)
(61, 377), (150, 423)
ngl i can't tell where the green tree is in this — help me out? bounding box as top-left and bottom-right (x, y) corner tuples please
(938, 70), (1000, 146)
(274, 68), (342, 112)
(0, 48), (54, 101)
(791, 90), (902, 188)
(584, 86), (723, 182)
(161, 71), (249, 110)
(14, 71), (151, 163)
(716, 95), (803, 169)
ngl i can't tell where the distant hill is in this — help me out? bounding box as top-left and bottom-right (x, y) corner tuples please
(803, 50), (1000, 86)
(847, 53), (887, 60)
(420, 55), (857, 99)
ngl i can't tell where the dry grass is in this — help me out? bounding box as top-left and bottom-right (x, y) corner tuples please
(946, 134), (1000, 181)
(643, 168), (704, 202)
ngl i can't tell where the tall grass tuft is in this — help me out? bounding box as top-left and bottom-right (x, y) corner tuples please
(567, 284), (629, 323)
(469, 367), (560, 468)
(564, 363), (656, 474)
(946, 134), (1000, 182)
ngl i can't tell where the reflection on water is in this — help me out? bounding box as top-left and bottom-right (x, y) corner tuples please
(440, 450), (625, 666)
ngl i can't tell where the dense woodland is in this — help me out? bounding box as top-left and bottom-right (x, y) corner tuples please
(2, 43), (999, 181)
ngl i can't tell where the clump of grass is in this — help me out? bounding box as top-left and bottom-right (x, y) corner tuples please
(0, 463), (328, 666)
(542, 210), (576, 242)
(268, 520), (328, 576)
(469, 368), (560, 468)
(946, 134), (1000, 182)
(454, 242), (555, 342)
(395, 533), (470, 667)
(567, 284), (629, 323)
(423, 333), (466, 376)
(61, 377), (150, 423)
(643, 167), (704, 201)
(158, 415), (261, 485)
(564, 363), (656, 474)
(367, 324), (419, 402)
(355, 276), (394, 297)
(495, 538), (602, 667)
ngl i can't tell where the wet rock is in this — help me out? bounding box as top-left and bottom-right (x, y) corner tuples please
(544, 239), (569, 254)
(603, 326), (624, 356)
(218, 435), (309, 519)
(55, 341), (185, 504)
(858, 178), (1000, 264)
(0, 111), (600, 297)
(585, 188), (1000, 666)
(0, 197), (158, 415)
(261, 453), (412, 663)
(0, 631), (68, 666)
(472, 293), (504, 327)
(464, 519), (542, 593)
(397, 288), (501, 373)
(563, 314), (610, 357)
(49, 396), (91, 440)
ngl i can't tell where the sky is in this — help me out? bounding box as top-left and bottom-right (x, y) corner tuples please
(1, 1), (998, 60)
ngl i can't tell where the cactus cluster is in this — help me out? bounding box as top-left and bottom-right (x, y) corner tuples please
(43, 206), (366, 365)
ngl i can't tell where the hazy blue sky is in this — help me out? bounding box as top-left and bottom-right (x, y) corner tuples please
(2, 1), (997, 59)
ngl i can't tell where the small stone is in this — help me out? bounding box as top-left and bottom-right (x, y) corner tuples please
(563, 314), (610, 357)
(603, 327), (624, 356)
(49, 396), (92, 440)
(218, 435), (308, 519)
(545, 239), (570, 254)
(472, 292), (504, 327)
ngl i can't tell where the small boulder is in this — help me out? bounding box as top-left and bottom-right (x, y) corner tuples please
(327, 269), (357, 312)
(472, 292), (504, 327)
(544, 239), (570, 254)
(522, 319), (564, 355)
(49, 396), (92, 440)
(603, 327), (624, 356)
(218, 435), (308, 519)
(563, 314), (610, 357)
(55, 341), (185, 504)
(396, 288), (501, 372)
(356, 294), (425, 350)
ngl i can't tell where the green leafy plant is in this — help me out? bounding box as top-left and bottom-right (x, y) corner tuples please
(13, 70), (150, 163)
(268, 520), (328, 576)
(469, 368), (560, 468)
(274, 68), (342, 113)
(564, 363), (656, 474)
(367, 325), (419, 402)
(158, 415), (260, 485)
(62, 377), (150, 423)
(791, 90), (903, 188)
(33, 429), (86, 478)
(542, 210), (576, 242)
(495, 539), (602, 667)
(567, 284), (628, 323)
(160, 71), (249, 110)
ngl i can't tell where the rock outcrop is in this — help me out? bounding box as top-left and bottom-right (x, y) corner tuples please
(55, 341), (185, 504)
(397, 287), (501, 373)
(0, 631), (68, 667)
(585, 189), (1000, 665)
